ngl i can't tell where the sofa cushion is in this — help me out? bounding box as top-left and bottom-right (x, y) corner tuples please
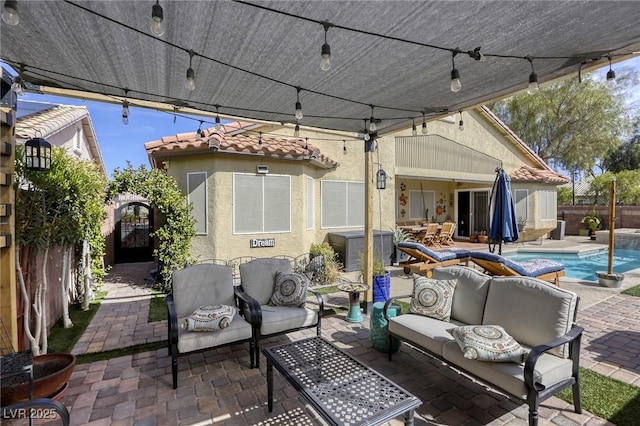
(181, 305), (236, 332)
(388, 314), (465, 357)
(239, 258), (292, 305)
(410, 276), (457, 321)
(177, 315), (253, 354)
(432, 266), (491, 325)
(258, 305), (318, 336)
(270, 272), (308, 307)
(483, 276), (578, 357)
(448, 325), (527, 363)
(442, 341), (574, 399)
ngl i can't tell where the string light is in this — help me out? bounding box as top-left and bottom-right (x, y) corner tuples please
(369, 105), (377, 132)
(150, 0), (164, 36)
(185, 49), (196, 91)
(215, 105), (222, 130)
(343, 140), (347, 153)
(411, 119), (417, 136)
(258, 131), (262, 146)
(304, 137), (308, 150)
(421, 112), (427, 135)
(363, 119), (370, 141)
(458, 111), (464, 131)
(450, 50), (462, 93)
(606, 55), (616, 86)
(294, 120), (300, 137)
(320, 21), (332, 71)
(294, 87), (303, 120)
(526, 56), (539, 94)
(2, 0), (19, 26)
(122, 89), (129, 125)
(196, 120), (203, 137)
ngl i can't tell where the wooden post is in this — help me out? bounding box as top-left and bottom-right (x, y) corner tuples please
(363, 138), (374, 312)
(607, 178), (616, 275)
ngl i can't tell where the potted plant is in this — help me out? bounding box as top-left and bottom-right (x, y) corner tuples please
(391, 226), (412, 265)
(581, 210), (602, 240)
(477, 230), (488, 244)
(359, 255), (391, 303)
(517, 217), (527, 233)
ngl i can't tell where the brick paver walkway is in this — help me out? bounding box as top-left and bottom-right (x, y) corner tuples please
(57, 262), (640, 425)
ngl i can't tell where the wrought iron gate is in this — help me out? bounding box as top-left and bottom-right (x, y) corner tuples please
(115, 202), (154, 263)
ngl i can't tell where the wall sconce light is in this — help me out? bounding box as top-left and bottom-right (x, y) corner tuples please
(376, 168), (387, 190)
(257, 165), (269, 174)
(25, 131), (52, 171)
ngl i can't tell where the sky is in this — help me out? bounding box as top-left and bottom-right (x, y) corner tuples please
(10, 56), (640, 179)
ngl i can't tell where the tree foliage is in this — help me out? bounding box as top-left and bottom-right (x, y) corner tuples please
(602, 117), (640, 173)
(107, 164), (195, 292)
(491, 73), (630, 173)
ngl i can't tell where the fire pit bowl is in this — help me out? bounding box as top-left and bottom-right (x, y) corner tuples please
(1, 353), (76, 406)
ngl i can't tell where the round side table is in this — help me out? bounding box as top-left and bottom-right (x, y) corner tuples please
(337, 282), (370, 323)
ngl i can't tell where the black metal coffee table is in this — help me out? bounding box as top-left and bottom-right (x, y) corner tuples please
(263, 336), (421, 425)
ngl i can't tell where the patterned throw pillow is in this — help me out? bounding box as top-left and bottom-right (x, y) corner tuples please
(448, 325), (527, 363)
(409, 276), (457, 321)
(270, 272), (309, 307)
(181, 305), (236, 332)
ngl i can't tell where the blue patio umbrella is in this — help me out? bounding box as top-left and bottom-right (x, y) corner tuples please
(489, 168), (519, 255)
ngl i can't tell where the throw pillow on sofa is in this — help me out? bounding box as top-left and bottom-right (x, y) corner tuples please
(270, 272), (309, 307)
(181, 305), (237, 331)
(409, 276), (457, 321)
(448, 324), (527, 363)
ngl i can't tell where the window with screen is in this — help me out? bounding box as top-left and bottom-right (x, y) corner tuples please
(320, 180), (364, 228)
(187, 172), (207, 235)
(234, 173), (291, 234)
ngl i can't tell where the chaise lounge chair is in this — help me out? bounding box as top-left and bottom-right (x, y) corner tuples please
(468, 251), (565, 286)
(397, 241), (470, 276)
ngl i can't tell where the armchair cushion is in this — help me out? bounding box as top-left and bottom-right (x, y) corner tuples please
(181, 305), (237, 332)
(448, 325), (527, 363)
(239, 258), (292, 305)
(258, 305), (319, 336)
(410, 276), (457, 321)
(177, 316), (253, 353)
(270, 272), (309, 307)
(172, 264), (236, 318)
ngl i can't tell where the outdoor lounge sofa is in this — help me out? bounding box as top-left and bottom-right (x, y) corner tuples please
(167, 264), (255, 389)
(397, 241), (470, 275)
(384, 266), (583, 426)
(468, 251), (565, 286)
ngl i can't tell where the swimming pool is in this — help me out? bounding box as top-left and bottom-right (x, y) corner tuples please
(507, 249), (640, 281)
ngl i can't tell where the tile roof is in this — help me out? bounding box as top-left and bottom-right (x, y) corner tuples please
(509, 165), (570, 184)
(15, 104), (88, 139)
(145, 123), (339, 169)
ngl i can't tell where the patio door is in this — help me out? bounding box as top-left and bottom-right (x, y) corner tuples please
(456, 190), (490, 237)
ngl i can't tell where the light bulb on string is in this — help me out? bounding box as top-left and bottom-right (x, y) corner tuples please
(294, 121), (300, 137)
(121, 89), (129, 125)
(150, 0), (164, 36)
(196, 120), (204, 138)
(411, 119), (417, 136)
(320, 21), (332, 71)
(369, 105), (377, 132)
(421, 113), (428, 135)
(450, 50), (462, 93)
(295, 87), (303, 120)
(606, 56), (616, 86)
(11, 63), (24, 96)
(185, 50), (196, 91)
(258, 132), (263, 146)
(458, 111), (464, 131)
(173, 106), (177, 123)
(343, 140), (347, 153)
(215, 105), (222, 130)
(363, 119), (370, 141)
(526, 56), (539, 95)
(2, 0), (19, 26)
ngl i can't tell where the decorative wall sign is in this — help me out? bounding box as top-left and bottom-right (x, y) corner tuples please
(250, 238), (275, 248)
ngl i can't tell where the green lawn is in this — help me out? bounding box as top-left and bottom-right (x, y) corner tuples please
(622, 284), (640, 297)
(148, 291), (167, 322)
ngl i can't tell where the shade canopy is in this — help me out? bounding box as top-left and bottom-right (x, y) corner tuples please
(489, 168), (519, 255)
(1, 1), (639, 135)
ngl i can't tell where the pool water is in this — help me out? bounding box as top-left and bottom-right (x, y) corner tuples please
(507, 249), (640, 281)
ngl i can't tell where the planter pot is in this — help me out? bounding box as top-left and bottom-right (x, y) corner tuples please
(596, 271), (625, 288)
(477, 235), (488, 244)
(372, 271), (391, 303)
(1, 353), (76, 406)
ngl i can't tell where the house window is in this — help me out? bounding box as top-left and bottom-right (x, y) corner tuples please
(307, 177), (314, 230)
(514, 189), (528, 223)
(321, 180), (364, 228)
(539, 189), (556, 220)
(234, 173), (291, 234)
(409, 190), (435, 221)
(187, 172), (207, 235)
(74, 128), (82, 153)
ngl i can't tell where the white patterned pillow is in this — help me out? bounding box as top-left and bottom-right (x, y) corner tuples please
(409, 276), (457, 321)
(448, 325), (527, 363)
(270, 272), (309, 307)
(181, 305), (236, 332)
